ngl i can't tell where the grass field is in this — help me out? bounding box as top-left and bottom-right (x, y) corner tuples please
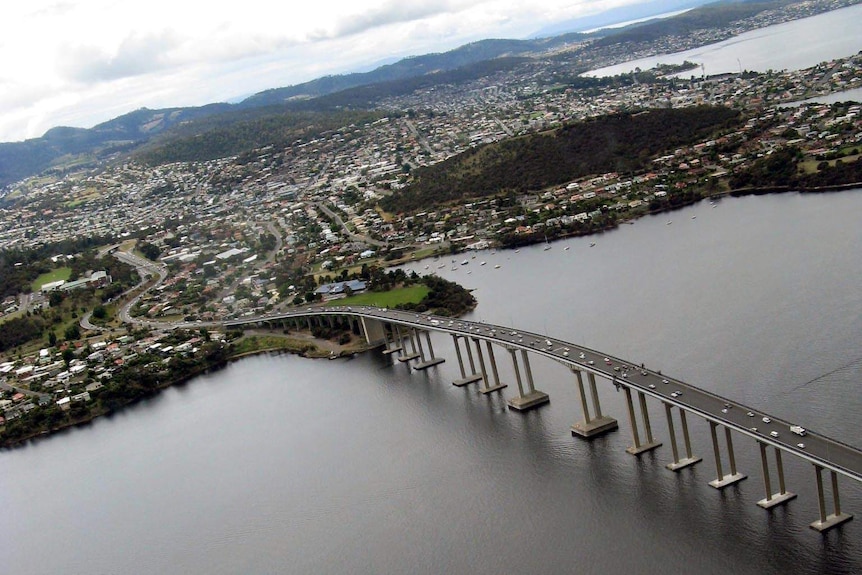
(31, 267), (72, 291)
(324, 285), (429, 308)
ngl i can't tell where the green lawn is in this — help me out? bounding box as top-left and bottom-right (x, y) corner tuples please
(324, 285), (430, 308)
(31, 267), (72, 291)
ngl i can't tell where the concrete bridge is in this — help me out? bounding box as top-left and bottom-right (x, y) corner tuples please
(225, 305), (860, 533)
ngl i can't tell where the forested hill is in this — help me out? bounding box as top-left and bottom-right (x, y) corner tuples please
(381, 106), (741, 213)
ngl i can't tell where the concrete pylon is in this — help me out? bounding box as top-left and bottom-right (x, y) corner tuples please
(570, 368), (617, 438)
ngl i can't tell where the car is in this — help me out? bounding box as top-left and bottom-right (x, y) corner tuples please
(721, 408), (728, 414)
(770, 431), (779, 438)
(723, 403), (731, 410)
(648, 384), (656, 389)
(671, 391), (680, 398)
(762, 417), (771, 424)
(641, 370), (647, 376)
(613, 366), (620, 372)
(797, 443), (806, 449)
(751, 427), (758, 432)
(622, 372), (628, 378)
(588, 360), (594, 365)
(604, 358), (611, 365)
(579, 352), (585, 359)
(662, 379), (669, 384)
(747, 411), (755, 417)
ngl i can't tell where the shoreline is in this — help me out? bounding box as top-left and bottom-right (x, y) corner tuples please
(0, 332), (370, 450)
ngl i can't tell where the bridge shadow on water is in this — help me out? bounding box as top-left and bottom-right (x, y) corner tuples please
(357, 347), (861, 575)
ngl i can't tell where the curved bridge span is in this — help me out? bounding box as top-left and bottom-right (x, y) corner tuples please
(225, 305), (859, 532)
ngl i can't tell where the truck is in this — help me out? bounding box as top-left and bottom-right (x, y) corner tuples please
(790, 425), (807, 436)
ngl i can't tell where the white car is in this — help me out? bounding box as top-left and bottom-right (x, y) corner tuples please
(770, 431), (779, 438)
(762, 417), (771, 424)
(797, 443), (806, 449)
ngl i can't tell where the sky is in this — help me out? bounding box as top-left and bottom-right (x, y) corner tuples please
(0, 0), (660, 143)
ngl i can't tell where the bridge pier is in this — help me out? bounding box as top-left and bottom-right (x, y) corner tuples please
(476, 341), (506, 394)
(359, 316), (386, 347)
(664, 404), (701, 471)
(757, 443), (796, 509)
(708, 422), (747, 489)
(810, 464), (853, 532)
(451, 335), (483, 386)
(570, 369), (617, 438)
(413, 330), (445, 370)
(506, 349), (549, 411)
(381, 324), (403, 356)
(398, 328), (421, 362)
(623, 387), (661, 455)
(452, 335), (482, 386)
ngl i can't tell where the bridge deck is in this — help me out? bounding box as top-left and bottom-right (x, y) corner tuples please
(225, 305), (862, 484)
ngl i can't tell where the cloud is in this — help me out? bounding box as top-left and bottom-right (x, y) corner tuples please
(310, 0), (459, 40)
(57, 30), (182, 83)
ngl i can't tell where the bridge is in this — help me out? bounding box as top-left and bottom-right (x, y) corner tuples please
(225, 305), (859, 533)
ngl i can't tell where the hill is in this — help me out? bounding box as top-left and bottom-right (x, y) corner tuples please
(380, 106), (741, 213)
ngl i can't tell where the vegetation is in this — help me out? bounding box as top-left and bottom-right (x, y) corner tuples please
(398, 275), (476, 316)
(382, 106), (741, 212)
(30, 267), (72, 291)
(729, 149), (862, 191)
(324, 285), (430, 308)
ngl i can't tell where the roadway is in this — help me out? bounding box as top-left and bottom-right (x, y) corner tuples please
(225, 305), (862, 484)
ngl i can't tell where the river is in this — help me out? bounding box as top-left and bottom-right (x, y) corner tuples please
(2, 190), (861, 574)
(584, 3), (862, 77)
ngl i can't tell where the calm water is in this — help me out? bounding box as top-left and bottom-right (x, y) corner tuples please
(585, 4), (862, 77)
(2, 190), (861, 574)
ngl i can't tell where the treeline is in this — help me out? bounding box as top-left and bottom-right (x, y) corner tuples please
(0, 314), (53, 352)
(399, 275), (476, 316)
(383, 106), (741, 213)
(729, 148), (862, 190)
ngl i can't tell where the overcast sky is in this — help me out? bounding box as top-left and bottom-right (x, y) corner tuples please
(0, 0), (657, 143)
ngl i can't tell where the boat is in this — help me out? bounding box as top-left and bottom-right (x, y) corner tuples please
(666, 221), (672, 225)
(480, 261), (486, 266)
(543, 234), (551, 250)
(564, 246), (570, 251)
(494, 264), (501, 269)
(461, 259), (468, 265)
(451, 267), (457, 271)
(437, 264), (445, 269)
(515, 249), (520, 253)
(424, 265), (429, 269)
(589, 242), (596, 247)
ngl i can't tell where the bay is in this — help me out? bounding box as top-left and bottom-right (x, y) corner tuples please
(584, 4), (862, 77)
(2, 190), (862, 574)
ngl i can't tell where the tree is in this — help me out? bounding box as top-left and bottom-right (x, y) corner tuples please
(48, 331), (57, 347)
(92, 305), (107, 320)
(64, 324), (80, 341)
(138, 242), (161, 261)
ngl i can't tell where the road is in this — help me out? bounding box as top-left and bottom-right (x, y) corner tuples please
(315, 202), (386, 248)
